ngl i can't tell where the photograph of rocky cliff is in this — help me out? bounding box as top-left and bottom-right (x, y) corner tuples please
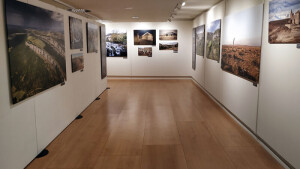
(196, 25), (205, 57)
(269, 0), (300, 43)
(221, 4), (263, 83)
(87, 23), (98, 53)
(5, 0), (66, 104)
(206, 19), (221, 62)
(69, 16), (83, 49)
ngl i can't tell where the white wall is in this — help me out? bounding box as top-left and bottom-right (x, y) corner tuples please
(106, 21), (193, 77)
(0, 0), (107, 169)
(257, 0), (300, 168)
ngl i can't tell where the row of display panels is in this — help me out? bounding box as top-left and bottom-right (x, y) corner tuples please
(106, 29), (179, 57)
(4, 0), (107, 104)
(192, 0), (300, 84)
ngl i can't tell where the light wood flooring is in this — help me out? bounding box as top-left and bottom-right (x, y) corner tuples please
(26, 79), (284, 169)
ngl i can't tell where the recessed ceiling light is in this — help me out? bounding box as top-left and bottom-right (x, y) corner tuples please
(132, 16), (139, 19)
(182, 2), (186, 6)
(125, 7), (133, 10)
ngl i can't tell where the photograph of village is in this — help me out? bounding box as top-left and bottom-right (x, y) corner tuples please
(134, 30), (156, 45)
(221, 4), (263, 83)
(269, 0), (300, 43)
(196, 25), (205, 57)
(159, 42), (178, 52)
(106, 29), (127, 57)
(138, 47), (152, 57)
(71, 53), (84, 72)
(69, 16), (83, 49)
(5, 0), (66, 104)
(206, 19), (221, 61)
(159, 29), (177, 40)
(87, 23), (98, 53)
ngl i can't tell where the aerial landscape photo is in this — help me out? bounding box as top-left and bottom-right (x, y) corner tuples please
(71, 53), (84, 72)
(106, 29), (127, 57)
(222, 4), (263, 83)
(69, 16), (83, 49)
(87, 23), (98, 53)
(269, 0), (300, 43)
(206, 19), (221, 61)
(196, 25), (205, 57)
(5, 0), (66, 104)
(134, 30), (156, 45)
(138, 47), (152, 57)
(159, 29), (177, 40)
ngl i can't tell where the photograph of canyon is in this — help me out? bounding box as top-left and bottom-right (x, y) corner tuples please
(5, 0), (66, 104)
(269, 0), (300, 43)
(71, 53), (84, 72)
(206, 19), (221, 61)
(196, 25), (205, 57)
(221, 4), (263, 83)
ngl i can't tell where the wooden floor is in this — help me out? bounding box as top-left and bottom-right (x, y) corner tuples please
(26, 79), (284, 169)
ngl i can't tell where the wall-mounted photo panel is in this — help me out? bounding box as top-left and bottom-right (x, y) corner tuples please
(69, 16), (83, 49)
(196, 25), (205, 57)
(159, 29), (178, 40)
(138, 47), (152, 57)
(71, 53), (84, 72)
(100, 25), (107, 79)
(86, 23), (98, 53)
(269, 0), (300, 43)
(222, 4), (263, 84)
(192, 28), (196, 70)
(106, 29), (127, 57)
(206, 19), (221, 62)
(134, 30), (156, 45)
(5, 0), (66, 104)
(159, 42), (178, 52)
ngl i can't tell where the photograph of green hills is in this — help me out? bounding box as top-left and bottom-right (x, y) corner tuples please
(5, 0), (66, 104)
(206, 19), (221, 62)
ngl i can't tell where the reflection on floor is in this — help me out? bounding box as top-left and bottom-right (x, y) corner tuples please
(26, 79), (284, 169)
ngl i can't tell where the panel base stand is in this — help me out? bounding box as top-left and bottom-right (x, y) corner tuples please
(36, 149), (49, 158)
(106, 87), (111, 89)
(95, 97), (100, 100)
(75, 115), (83, 120)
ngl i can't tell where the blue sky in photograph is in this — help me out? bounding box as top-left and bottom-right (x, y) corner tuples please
(207, 20), (220, 33)
(269, 0), (300, 21)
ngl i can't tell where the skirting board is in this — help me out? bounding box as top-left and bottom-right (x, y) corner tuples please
(190, 77), (293, 169)
(107, 75), (192, 80)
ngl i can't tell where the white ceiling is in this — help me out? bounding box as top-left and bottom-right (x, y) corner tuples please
(43, 0), (222, 22)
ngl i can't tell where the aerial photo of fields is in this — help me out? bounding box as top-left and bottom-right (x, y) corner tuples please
(196, 25), (205, 56)
(269, 0), (300, 43)
(206, 19), (221, 61)
(134, 30), (156, 45)
(221, 4), (263, 83)
(5, 0), (66, 104)
(71, 53), (84, 72)
(106, 29), (127, 57)
(87, 23), (98, 53)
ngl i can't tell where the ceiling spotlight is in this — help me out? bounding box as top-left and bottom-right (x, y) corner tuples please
(132, 16), (139, 19)
(68, 9), (91, 13)
(125, 7), (133, 10)
(182, 2), (186, 6)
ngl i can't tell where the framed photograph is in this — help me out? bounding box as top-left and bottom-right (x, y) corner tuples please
(222, 4), (263, 83)
(100, 25), (107, 79)
(86, 23), (98, 53)
(134, 30), (156, 45)
(71, 53), (84, 72)
(269, 0), (300, 43)
(69, 16), (83, 49)
(159, 29), (177, 40)
(5, 0), (66, 104)
(159, 42), (178, 52)
(106, 29), (127, 57)
(138, 47), (152, 57)
(192, 28), (196, 70)
(196, 25), (205, 57)
(206, 19), (221, 62)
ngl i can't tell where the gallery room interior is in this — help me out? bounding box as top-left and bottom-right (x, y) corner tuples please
(0, 0), (299, 169)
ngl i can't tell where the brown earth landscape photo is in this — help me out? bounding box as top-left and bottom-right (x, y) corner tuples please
(71, 53), (84, 72)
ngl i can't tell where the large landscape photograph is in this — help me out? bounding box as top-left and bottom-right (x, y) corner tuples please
(134, 30), (156, 45)
(106, 29), (127, 57)
(159, 29), (177, 40)
(5, 0), (66, 104)
(269, 0), (300, 43)
(222, 4), (263, 83)
(69, 16), (83, 49)
(196, 25), (205, 57)
(206, 19), (221, 62)
(87, 23), (98, 53)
